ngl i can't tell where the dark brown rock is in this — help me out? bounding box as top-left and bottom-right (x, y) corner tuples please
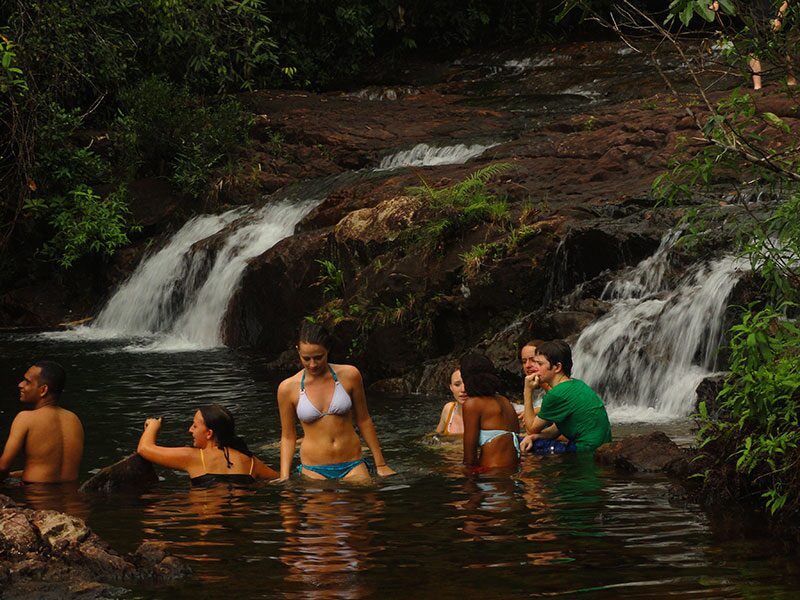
(595, 432), (689, 475)
(0, 503), (189, 598)
(0, 510), (40, 556)
(79, 452), (159, 495)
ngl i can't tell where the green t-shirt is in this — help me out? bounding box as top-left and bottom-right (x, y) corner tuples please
(538, 378), (612, 451)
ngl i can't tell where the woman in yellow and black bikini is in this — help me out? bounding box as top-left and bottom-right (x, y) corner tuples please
(137, 405), (278, 486)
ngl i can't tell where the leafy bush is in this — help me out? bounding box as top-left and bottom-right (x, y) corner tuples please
(112, 77), (249, 196)
(23, 185), (139, 267)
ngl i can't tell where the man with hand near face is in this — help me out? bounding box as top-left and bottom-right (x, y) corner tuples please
(520, 341), (611, 453)
(0, 360), (84, 483)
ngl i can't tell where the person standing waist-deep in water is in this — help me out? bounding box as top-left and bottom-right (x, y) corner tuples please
(461, 352), (521, 470)
(0, 360), (84, 483)
(277, 322), (395, 481)
(520, 340), (612, 453)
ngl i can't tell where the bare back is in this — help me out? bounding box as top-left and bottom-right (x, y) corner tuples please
(22, 406), (84, 483)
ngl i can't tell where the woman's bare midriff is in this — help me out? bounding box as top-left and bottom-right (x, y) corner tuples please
(299, 417), (362, 466)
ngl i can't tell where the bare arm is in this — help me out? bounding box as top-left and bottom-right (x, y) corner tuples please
(349, 367), (395, 476)
(137, 418), (196, 472)
(0, 414), (28, 481)
(520, 416), (560, 452)
(522, 374), (540, 432)
(277, 378), (299, 481)
(435, 402), (453, 434)
(251, 456), (279, 480)
(462, 398), (481, 467)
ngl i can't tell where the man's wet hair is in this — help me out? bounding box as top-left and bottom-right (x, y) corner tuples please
(460, 352), (502, 397)
(31, 360), (66, 397)
(535, 340), (573, 377)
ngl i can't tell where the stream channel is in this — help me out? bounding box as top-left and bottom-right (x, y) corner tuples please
(2, 43), (800, 599)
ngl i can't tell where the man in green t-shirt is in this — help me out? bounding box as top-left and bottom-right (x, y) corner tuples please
(519, 340), (611, 452)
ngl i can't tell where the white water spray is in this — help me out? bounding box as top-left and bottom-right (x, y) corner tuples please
(573, 237), (746, 421)
(58, 199), (318, 351)
(377, 142), (499, 170)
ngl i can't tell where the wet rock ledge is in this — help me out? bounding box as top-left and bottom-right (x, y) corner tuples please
(0, 494), (189, 599)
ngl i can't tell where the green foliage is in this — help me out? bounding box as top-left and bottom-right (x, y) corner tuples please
(112, 77), (249, 197)
(23, 185), (139, 267)
(652, 89), (798, 204)
(408, 162), (513, 253)
(315, 259), (346, 301)
(697, 305), (800, 515)
(0, 36), (27, 96)
(460, 223), (540, 280)
(144, 0), (279, 92)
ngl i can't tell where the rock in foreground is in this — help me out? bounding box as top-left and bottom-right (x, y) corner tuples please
(595, 432), (690, 476)
(0, 495), (189, 598)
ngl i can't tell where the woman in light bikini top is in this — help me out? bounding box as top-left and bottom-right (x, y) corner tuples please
(435, 368), (467, 435)
(276, 322), (396, 481)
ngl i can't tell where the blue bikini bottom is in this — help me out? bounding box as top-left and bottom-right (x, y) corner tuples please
(297, 458), (368, 479)
(531, 439), (578, 454)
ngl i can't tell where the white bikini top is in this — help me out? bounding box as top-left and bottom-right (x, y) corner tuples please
(295, 366), (352, 423)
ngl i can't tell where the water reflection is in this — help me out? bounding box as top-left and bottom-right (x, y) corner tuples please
(278, 485), (385, 599)
(9, 481), (90, 521)
(3, 334), (800, 599)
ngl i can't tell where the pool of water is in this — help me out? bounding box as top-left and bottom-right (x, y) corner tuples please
(1, 334), (798, 599)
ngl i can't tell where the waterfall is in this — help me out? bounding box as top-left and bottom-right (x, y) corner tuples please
(377, 142), (499, 170)
(572, 235), (747, 421)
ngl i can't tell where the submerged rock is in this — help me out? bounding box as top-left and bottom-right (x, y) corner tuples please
(595, 432), (689, 476)
(0, 494), (189, 598)
(79, 452), (159, 494)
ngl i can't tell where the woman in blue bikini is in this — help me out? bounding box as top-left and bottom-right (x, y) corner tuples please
(461, 353), (521, 470)
(277, 322), (395, 481)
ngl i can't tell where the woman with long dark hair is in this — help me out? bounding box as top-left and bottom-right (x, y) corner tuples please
(138, 404), (278, 486)
(461, 353), (520, 469)
(277, 321), (395, 481)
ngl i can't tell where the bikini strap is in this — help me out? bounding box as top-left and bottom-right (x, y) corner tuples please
(302, 366), (337, 391)
(200, 448), (206, 472)
(445, 402), (457, 432)
(249, 456), (255, 476)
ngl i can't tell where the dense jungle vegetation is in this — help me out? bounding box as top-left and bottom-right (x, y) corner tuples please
(1, 0), (798, 528)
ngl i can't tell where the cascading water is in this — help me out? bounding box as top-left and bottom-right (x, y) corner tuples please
(377, 142), (499, 170)
(84, 199), (318, 351)
(572, 233), (747, 421)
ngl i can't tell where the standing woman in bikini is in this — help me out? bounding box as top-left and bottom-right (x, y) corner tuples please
(277, 322), (395, 481)
(461, 353), (521, 470)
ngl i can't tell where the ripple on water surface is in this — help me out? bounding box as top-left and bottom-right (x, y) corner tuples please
(1, 334), (798, 598)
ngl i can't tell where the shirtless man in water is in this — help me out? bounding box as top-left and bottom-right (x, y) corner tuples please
(0, 361), (84, 483)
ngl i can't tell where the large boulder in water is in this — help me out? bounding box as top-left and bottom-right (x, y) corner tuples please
(595, 432), (689, 476)
(0, 498), (189, 598)
(79, 453), (159, 494)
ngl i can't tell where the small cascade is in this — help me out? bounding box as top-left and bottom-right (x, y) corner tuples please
(91, 210), (245, 335)
(71, 197), (320, 350)
(572, 236), (746, 421)
(377, 142), (499, 170)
